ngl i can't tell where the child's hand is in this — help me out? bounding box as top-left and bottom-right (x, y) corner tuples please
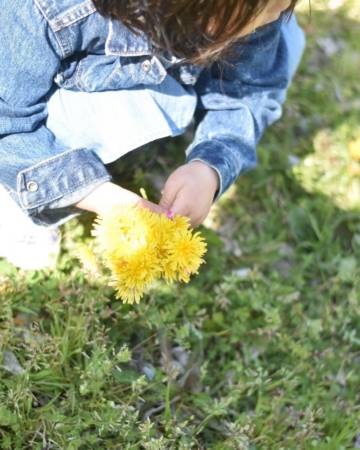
(75, 182), (166, 216)
(159, 161), (219, 227)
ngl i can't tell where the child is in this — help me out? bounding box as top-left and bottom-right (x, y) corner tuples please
(0, 0), (305, 270)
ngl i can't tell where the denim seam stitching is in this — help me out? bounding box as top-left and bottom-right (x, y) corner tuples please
(74, 58), (87, 91)
(19, 174), (111, 210)
(33, 0), (67, 59)
(17, 148), (89, 174)
(50, 1), (96, 32)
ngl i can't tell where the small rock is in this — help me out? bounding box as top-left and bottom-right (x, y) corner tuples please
(172, 346), (190, 369)
(2, 350), (25, 375)
(232, 268), (252, 278)
(354, 433), (360, 448)
(141, 363), (156, 381)
(273, 260), (293, 279)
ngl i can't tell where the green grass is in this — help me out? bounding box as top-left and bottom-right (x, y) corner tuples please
(1, 2), (360, 448)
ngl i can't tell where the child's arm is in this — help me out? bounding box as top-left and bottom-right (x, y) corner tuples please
(0, 0), (149, 225)
(161, 14), (305, 226)
(0, 1), (108, 225)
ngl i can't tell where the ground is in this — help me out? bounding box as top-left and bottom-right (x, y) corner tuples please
(0, 0), (359, 448)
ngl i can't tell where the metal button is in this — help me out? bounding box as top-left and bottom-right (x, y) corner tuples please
(27, 181), (38, 192)
(141, 60), (152, 73)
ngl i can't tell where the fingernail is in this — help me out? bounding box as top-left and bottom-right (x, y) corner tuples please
(167, 210), (174, 219)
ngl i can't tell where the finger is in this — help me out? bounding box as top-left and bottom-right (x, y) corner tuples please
(170, 194), (193, 218)
(171, 201), (202, 228)
(137, 198), (167, 215)
(159, 177), (182, 210)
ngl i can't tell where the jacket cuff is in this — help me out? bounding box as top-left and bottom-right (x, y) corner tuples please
(185, 138), (257, 201)
(16, 148), (111, 212)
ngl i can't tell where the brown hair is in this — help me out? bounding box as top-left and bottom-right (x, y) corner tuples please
(93, 0), (298, 65)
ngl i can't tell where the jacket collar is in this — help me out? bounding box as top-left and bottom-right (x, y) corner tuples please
(105, 19), (152, 56)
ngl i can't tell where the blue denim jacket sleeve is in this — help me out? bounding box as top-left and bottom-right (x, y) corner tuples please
(185, 14), (305, 199)
(0, 0), (111, 224)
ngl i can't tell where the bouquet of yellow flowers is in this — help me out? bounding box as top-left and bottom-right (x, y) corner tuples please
(91, 205), (207, 304)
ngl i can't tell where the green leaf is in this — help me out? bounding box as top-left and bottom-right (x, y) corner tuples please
(0, 406), (17, 427)
(338, 256), (357, 282)
(112, 367), (140, 384)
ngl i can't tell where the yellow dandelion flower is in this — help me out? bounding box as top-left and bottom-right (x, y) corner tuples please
(93, 206), (161, 303)
(170, 214), (192, 232)
(108, 247), (161, 304)
(92, 206), (207, 303)
(150, 213), (175, 259)
(93, 205), (156, 260)
(161, 257), (179, 283)
(163, 228), (207, 283)
(152, 213), (204, 282)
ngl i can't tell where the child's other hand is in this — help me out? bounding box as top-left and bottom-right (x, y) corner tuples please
(75, 182), (166, 216)
(159, 161), (219, 227)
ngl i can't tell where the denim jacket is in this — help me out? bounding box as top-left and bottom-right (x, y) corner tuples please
(0, 0), (305, 226)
